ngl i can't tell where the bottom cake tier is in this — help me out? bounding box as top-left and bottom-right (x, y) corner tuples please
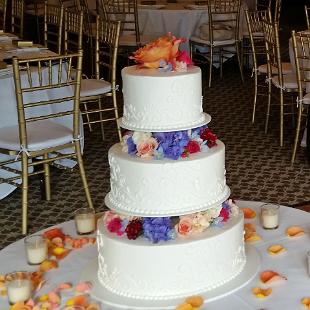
(96, 211), (246, 301)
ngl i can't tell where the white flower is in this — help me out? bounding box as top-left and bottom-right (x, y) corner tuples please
(228, 199), (239, 217)
(207, 206), (222, 219)
(121, 134), (130, 152)
(132, 131), (152, 145)
(175, 61), (187, 72)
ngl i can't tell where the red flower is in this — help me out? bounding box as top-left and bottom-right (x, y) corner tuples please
(186, 140), (200, 154)
(220, 208), (229, 222)
(176, 50), (193, 65)
(43, 228), (65, 241)
(107, 218), (123, 236)
(200, 128), (217, 148)
(125, 219), (142, 240)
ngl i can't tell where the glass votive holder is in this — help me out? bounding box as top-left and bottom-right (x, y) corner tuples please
(260, 203), (280, 229)
(24, 234), (48, 265)
(74, 208), (96, 235)
(5, 272), (32, 305)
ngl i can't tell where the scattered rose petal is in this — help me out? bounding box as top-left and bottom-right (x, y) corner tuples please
(66, 294), (89, 307)
(268, 244), (286, 255)
(30, 271), (45, 291)
(25, 299), (35, 307)
(245, 232), (262, 243)
(86, 304), (101, 310)
(260, 270), (287, 284)
(185, 296), (204, 307)
(76, 282), (92, 293)
(175, 303), (193, 310)
(301, 297), (310, 308)
(39, 259), (58, 272)
(286, 226), (305, 238)
(38, 294), (49, 302)
(52, 247), (71, 260)
(43, 228), (65, 241)
(252, 287), (272, 298)
(48, 291), (61, 304)
(51, 237), (63, 247)
(241, 208), (256, 219)
(57, 282), (73, 291)
(244, 223), (256, 233)
(10, 302), (32, 310)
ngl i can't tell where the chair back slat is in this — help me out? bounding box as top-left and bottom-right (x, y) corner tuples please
(12, 52), (83, 148)
(11, 0), (24, 38)
(305, 6), (310, 30)
(44, 1), (64, 54)
(100, 0), (140, 46)
(64, 9), (83, 54)
(95, 17), (120, 84)
(207, 0), (241, 43)
(0, 0), (7, 31)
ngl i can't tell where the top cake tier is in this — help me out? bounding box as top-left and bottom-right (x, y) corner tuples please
(120, 65), (211, 132)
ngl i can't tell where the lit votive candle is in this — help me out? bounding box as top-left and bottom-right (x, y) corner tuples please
(5, 272), (32, 304)
(261, 203), (280, 229)
(75, 208), (96, 235)
(24, 235), (48, 265)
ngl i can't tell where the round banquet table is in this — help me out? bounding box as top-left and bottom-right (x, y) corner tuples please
(138, 1), (249, 52)
(0, 200), (310, 310)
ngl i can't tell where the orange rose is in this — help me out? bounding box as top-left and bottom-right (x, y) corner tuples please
(130, 34), (185, 69)
(177, 217), (193, 236)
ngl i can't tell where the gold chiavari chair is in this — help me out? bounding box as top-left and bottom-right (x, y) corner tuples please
(257, 0), (281, 25)
(0, 51), (93, 234)
(11, 0), (24, 38)
(79, 17), (122, 141)
(99, 0), (155, 53)
(305, 5), (310, 29)
(43, 1), (64, 54)
(262, 20), (298, 147)
(0, 0), (7, 31)
(291, 30), (310, 163)
(64, 9), (83, 54)
(189, 0), (243, 87)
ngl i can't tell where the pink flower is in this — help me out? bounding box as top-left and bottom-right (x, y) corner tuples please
(220, 207), (229, 222)
(176, 217), (193, 237)
(136, 137), (158, 158)
(107, 218), (123, 236)
(176, 50), (193, 65)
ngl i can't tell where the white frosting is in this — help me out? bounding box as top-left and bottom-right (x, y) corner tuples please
(105, 140), (230, 217)
(120, 66), (210, 132)
(97, 212), (246, 300)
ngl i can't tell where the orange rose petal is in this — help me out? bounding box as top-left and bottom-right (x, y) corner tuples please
(10, 302), (32, 310)
(241, 208), (256, 219)
(286, 226), (305, 237)
(39, 259), (58, 272)
(76, 282), (92, 293)
(66, 294), (89, 307)
(267, 244), (286, 255)
(252, 287), (272, 298)
(48, 291), (61, 304)
(175, 303), (193, 310)
(260, 270), (287, 284)
(52, 247), (71, 260)
(245, 232), (262, 243)
(301, 297), (310, 307)
(43, 228), (65, 241)
(185, 296), (204, 307)
(86, 304), (101, 310)
(57, 282), (73, 291)
(244, 223), (256, 233)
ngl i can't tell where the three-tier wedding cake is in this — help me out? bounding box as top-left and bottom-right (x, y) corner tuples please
(96, 35), (246, 306)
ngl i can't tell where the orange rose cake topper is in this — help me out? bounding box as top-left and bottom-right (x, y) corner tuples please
(130, 33), (193, 72)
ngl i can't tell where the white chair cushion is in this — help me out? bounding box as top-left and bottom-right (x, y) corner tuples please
(258, 62), (292, 75)
(0, 120), (73, 152)
(119, 34), (158, 47)
(271, 74), (298, 90)
(301, 93), (310, 105)
(190, 35), (236, 47)
(80, 79), (111, 97)
(199, 23), (234, 41)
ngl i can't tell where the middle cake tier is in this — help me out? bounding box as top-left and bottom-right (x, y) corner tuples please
(105, 140), (230, 217)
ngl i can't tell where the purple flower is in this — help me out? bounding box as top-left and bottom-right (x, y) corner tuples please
(142, 217), (175, 243)
(127, 136), (137, 155)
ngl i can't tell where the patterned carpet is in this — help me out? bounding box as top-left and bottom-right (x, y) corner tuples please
(0, 47), (310, 250)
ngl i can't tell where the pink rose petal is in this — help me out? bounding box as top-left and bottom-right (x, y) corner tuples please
(76, 281), (92, 293)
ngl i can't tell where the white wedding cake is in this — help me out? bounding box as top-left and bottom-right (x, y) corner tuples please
(96, 35), (246, 305)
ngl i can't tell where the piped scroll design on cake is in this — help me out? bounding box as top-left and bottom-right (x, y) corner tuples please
(107, 150), (230, 216)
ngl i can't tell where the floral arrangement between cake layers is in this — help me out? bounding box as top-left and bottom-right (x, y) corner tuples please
(122, 125), (217, 160)
(130, 33), (193, 72)
(102, 200), (239, 243)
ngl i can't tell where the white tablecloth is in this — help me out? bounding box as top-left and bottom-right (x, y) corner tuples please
(0, 200), (309, 309)
(138, 1), (249, 52)
(0, 63), (84, 199)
